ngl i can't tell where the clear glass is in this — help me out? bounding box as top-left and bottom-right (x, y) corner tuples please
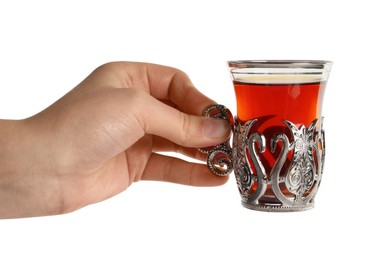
(228, 60), (332, 212)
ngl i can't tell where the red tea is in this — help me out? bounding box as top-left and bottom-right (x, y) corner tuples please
(234, 80), (326, 125)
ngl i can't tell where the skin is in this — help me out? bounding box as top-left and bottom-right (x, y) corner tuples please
(0, 62), (230, 219)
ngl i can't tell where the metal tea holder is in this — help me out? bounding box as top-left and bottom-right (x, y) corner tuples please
(200, 104), (325, 212)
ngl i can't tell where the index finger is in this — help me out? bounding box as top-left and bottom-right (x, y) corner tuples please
(128, 62), (216, 115)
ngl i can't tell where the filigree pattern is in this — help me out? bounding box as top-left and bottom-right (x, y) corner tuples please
(233, 119), (268, 203)
(233, 120), (255, 200)
(200, 104), (326, 211)
(282, 120), (317, 197)
(200, 104), (234, 176)
(233, 118), (325, 211)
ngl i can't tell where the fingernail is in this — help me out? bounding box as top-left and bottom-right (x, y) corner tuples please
(203, 118), (230, 138)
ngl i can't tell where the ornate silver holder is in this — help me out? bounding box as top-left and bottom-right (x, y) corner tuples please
(199, 104), (234, 176)
(201, 104), (325, 212)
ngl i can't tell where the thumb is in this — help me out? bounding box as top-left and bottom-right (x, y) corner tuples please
(133, 91), (230, 148)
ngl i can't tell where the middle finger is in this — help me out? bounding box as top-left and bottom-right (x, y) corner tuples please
(151, 136), (207, 162)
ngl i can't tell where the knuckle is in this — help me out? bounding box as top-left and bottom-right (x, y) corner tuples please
(161, 156), (175, 182)
(179, 112), (197, 146)
(97, 61), (126, 71)
(125, 88), (147, 116)
(93, 61), (120, 74)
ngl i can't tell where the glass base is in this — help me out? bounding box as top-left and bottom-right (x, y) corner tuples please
(241, 200), (314, 212)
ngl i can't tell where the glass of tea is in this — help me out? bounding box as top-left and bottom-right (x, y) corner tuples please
(202, 60), (332, 212)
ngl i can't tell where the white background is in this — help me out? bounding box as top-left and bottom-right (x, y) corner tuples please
(1, 0), (388, 259)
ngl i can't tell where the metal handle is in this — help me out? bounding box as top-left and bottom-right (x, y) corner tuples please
(199, 104), (234, 176)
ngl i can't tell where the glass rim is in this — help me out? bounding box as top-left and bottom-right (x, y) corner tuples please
(228, 60), (332, 69)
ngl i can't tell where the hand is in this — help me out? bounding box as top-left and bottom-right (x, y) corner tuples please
(0, 62), (230, 218)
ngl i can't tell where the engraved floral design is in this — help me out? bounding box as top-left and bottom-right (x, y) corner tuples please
(282, 119), (318, 198)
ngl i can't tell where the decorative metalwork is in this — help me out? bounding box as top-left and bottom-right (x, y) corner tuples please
(200, 104), (326, 211)
(233, 119), (268, 203)
(200, 104), (234, 176)
(233, 117), (325, 212)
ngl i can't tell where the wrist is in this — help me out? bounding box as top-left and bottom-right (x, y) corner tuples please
(0, 119), (62, 218)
